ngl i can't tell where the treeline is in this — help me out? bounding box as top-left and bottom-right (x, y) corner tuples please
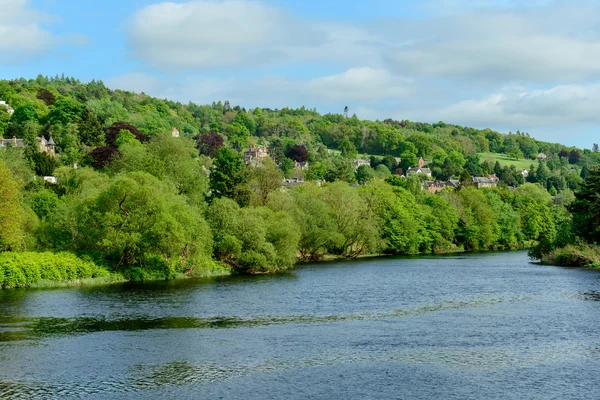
(1, 130), (562, 280)
(0, 75), (597, 285)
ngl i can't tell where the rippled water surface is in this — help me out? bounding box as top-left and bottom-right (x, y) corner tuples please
(2, 251), (600, 399)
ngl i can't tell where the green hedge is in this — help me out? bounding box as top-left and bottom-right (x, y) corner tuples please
(0, 252), (111, 289)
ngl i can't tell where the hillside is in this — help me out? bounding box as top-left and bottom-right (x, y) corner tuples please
(1, 75), (598, 189)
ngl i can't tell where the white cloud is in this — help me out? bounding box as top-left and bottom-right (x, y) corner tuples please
(382, 4), (600, 83)
(127, 0), (382, 71)
(307, 68), (412, 102)
(0, 0), (83, 62)
(435, 83), (600, 127)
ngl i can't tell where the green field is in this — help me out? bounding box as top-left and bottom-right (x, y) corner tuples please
(478, 153), (534, 170)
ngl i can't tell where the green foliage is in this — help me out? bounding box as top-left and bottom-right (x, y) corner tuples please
(541, 243), (600, 268)
(0, 252), (110, 289)
(209, 147), (248, 203)
(570, 164), (600, 243)
(207, 198), (300, 273)
(0, 160), (27, 251)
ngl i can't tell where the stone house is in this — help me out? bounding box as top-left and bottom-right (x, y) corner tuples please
(244, 146), (268, 163)
(295, 161), (309, 170)
(353, 159), (370, 169)
(1, 136), (25, 149)
(37, 135), (56, 155)
(422, 180), (446, 193)
(472, 177), (498, 189)
(446, 179), (460, 188)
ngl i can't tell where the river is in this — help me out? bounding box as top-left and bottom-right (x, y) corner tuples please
(1, 251), (600, 399)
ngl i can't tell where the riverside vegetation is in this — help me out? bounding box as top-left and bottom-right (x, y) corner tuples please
(1, 76), (599, 289)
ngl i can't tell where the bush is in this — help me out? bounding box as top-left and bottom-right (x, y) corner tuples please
(0, 252), (110, 289)
(541, 244), (600, 267)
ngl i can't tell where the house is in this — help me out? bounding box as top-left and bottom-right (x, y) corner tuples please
(520, 170), (529, 178)
(172, 128), (180, 138)
(446, 179), (460, 188)
(472, 177), (497, 189)
(422, 180), (446, 194)
(282, 178), (305, 188)
(0, 100), (14, 115)
(37, 135), (56, 155)
(43, 176), (58, 184)
(537, 153), (547, 160)
(1, 136), (25, 149)
(244, 146), (268, 163)
(295, 161), (309, 170)
(488, 174), (498, 182)
(406, 167), (432, 178)
(353, 159), (370, 169)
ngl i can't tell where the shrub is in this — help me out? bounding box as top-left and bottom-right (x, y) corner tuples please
(0, 252), (110, 289)
(541, 244), (600, 267)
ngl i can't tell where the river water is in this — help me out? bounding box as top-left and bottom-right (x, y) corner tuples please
(1, 251), (600, 399)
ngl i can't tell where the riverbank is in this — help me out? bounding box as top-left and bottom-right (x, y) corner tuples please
(539, 244), (600, 268)
(0, 252), (233, 290)
(2, 246), (538, 290)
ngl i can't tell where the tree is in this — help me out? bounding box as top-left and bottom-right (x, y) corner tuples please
(45, 96), (86, 125)
(78, 108), (105, 146)
(249, 158), (283, 206)
(105, 122), (146, 147)
(569, 164), (600, 243)
(399, 151), (417, 173)
(31, 151), (57, 176)
(225, 122), (250, 151)
(568, 149), (581, 165)
(0, 160), (26, 251)
(355, 165), (376, 184)
(209, 147), (248, 202)
(285, 144), (308, 162)
(89, 146), (119, 169)
(196, 130), (224, 157)
(12, 104), (39, 125)
(593, 143), (599, 153)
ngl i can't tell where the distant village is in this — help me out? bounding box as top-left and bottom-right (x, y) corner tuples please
(242, 145), (538, 192)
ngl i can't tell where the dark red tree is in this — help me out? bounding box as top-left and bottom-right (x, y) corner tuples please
(568, 149), (581, 165)
(105, 122), (146, 147)
(285, 144), (308, 162)
(196, 130), (224, 157)
(558, 149), (569, 159)
(36, 88), (56, 106)
(90, 147), (119, 169)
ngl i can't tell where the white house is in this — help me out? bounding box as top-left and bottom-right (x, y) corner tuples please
(406, 167), (432, 177)
(43, 176), (58, 184)
(0, 100), (14, 115)
(172, 128), (180, 138)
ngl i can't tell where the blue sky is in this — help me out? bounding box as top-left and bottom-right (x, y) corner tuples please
(1, 0), (599, 149)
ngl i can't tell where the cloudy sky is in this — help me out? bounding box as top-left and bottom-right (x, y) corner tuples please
(0, 0), (598, 148)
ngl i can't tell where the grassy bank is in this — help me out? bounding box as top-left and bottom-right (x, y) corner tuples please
(540, 244), (600, 268)
(0, 252), (233, 290)
(0, 252), (114, 289)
